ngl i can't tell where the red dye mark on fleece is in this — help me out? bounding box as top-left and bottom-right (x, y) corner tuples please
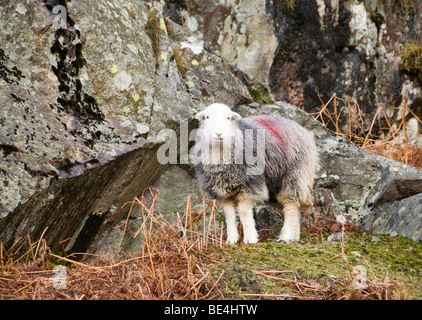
(252, 116), (284, 145)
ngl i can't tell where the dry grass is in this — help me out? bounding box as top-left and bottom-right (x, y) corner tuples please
(242, 269), (414, 300)
(313, 93), (422, 168)
(171, 45), (188, 78)
(145, 10), (163, 65)
(302, 208), (362, 239)
(1, 189), (419, 300)
(284, 0), (296, 11)
(0, 188), (224, 300)
(402, 41), (422, 73)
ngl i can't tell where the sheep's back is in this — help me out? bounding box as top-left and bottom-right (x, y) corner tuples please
(244, 115), (318, 202)
(194, 114), (318, 203)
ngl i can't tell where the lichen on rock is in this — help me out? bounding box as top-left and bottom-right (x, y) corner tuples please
(0, 0), (251, 255)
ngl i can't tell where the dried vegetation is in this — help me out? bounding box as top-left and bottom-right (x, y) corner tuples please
(313, 93), (422, 168)
(0, 189), (224, 300)
(1, 190), (421, 300)
(402, 41), (422, 74)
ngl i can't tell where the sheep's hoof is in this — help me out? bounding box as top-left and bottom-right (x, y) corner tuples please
(226, 237), (239, 245)
(243, 236), (259, 244)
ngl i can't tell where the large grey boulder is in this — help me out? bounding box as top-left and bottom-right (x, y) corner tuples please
(0, 0), (250, 253)
(363, 193), (422, 241)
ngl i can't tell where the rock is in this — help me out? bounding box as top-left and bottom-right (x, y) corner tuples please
(336, 214), (347, 225)
(248, 102), (261, 108)
(164, 19), (251, 115)
(234, 101), (422, 241)
(96, 165), (204, 255)
(327, 232), (348, 242)
(146, 165), (202, 220)
(371, 236), (381, 243)
(363, 193), (422, 241)
(351, 251), (362, 258)
(174, 0), (278, 89)
(1, 142), (166, 254)
(179, 0), (422, 137)
(0, 0), (250, 254)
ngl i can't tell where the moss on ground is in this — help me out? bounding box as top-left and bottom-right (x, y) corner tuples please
(200, 234), (422, 299)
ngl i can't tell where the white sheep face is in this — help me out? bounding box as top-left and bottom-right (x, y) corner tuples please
(195, 103), (241, 143)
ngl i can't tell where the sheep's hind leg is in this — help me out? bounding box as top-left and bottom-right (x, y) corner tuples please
(220, 201), (239, 245)
(278, 200), (301, 244)
(238, 199), (259, 244)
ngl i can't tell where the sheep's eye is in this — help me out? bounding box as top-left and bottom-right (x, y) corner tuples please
(227, 117), (230, 120)
(206, 116), (209, 119)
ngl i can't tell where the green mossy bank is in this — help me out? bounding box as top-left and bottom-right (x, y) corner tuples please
(201, 234), (422, 299)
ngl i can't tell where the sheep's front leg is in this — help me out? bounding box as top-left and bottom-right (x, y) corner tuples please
(220, 201), (238, 245)
(238, 199), (259, 244)
(279, 201), (301, 243)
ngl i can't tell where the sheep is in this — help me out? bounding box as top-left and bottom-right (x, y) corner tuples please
(193, 103), (319, 244)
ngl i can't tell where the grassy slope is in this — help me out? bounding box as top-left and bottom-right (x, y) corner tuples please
(200, 234), (422, 299)
(1, 194), (421, 300)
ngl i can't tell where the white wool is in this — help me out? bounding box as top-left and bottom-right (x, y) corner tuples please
(195, 103), (241, 141)
(194, 103), (242, 166)
(194, 103), (319, 245)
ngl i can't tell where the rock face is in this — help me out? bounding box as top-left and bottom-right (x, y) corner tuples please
(179, 0), (422, 132)
(0, 0), (250, 253)
(172, 0), (277, 89)
(1, 0), (421, 256)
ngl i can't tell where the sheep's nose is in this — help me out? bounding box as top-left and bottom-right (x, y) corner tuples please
(214, 132), (223, 140)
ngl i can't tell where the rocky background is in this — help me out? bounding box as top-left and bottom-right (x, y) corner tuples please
(180, 0), (422, 133)
(0, 0), (421, 256)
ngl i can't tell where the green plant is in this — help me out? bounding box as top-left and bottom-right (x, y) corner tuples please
(249, 87), (274, 104)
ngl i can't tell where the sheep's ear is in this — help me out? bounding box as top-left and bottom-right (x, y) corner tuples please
(195, 111), (206, 121)
(231, 112), (241, 121)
